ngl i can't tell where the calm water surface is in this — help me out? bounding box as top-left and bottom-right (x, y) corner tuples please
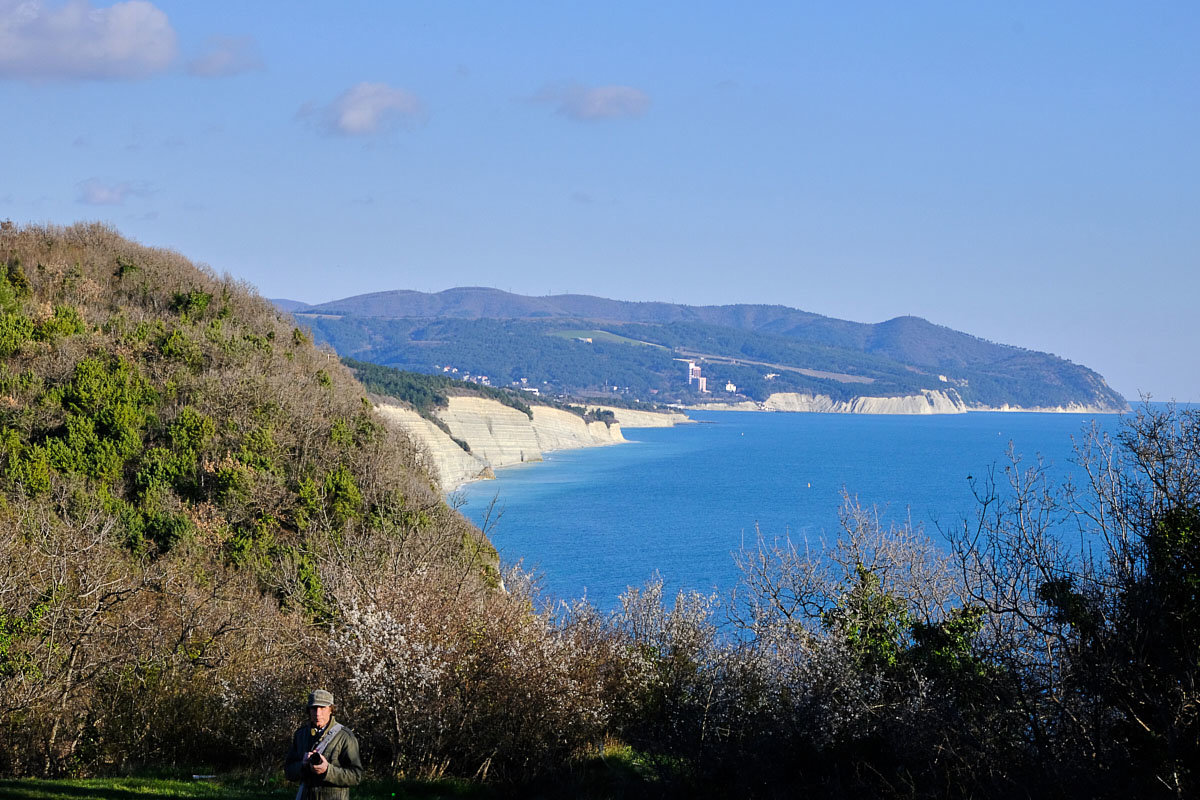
(457, 409), (1126, 610)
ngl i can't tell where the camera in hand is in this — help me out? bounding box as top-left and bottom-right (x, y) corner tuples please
(306, 752), (323, 767)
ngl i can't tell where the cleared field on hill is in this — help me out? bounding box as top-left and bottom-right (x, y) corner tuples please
(549, 329), (666, 348)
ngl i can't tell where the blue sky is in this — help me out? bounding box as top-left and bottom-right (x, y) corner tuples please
(2, 2), (1197, 401)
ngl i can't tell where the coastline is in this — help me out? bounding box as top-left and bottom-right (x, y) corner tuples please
(378, 391), (1126, 493)
(377, 398), (691, 492)
(679, 389), (1128, 416)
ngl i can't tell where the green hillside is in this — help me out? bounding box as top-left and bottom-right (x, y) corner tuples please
(293, 297), (1127, 409)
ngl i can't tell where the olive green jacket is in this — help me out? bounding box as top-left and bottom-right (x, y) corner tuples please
(284, 717), (364, 800)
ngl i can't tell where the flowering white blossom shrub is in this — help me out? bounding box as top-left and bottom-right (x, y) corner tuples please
(328, 566), (611, 780)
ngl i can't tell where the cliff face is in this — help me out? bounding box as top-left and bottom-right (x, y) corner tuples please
(377, 396), (626, 490)
(437, 397), (545, 468)
(977, 402), (1125, 413)
(530, 405), (626, 451)
(684, 390), (1123, 415)
(687, 389), (968, 414)
(764, 389), (967, 414)
(374, 404), (494, 490)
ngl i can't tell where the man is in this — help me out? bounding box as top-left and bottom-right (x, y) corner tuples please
(285, 689), (363, 800)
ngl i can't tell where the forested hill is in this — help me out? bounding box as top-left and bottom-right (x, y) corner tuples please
(282, 287), (1128, 411)
(0, 223), (499, 775)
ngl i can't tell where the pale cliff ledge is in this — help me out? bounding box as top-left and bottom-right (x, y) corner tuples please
(684, 389), (968, 415)
(590, 405), (692, 428)
(971, 402), (1128, 414)
(379, 396), (679, 491)
(682, 389), (1125, 416)
(375, 404), (495, 490)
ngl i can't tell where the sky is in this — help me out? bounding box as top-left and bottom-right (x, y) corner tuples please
(1, 1), (1197, 401)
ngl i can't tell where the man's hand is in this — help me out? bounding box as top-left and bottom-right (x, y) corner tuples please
(309, 752), (329, 776)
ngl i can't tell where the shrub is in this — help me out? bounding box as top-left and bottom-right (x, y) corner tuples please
(157, 327), (202, 368)
(329, 567), (610, 782)
(0, 312), (34, 357)
(168, 406), (215, 455)
(323, 464), (362, 528)
(0, 274), (23, 314)
(169, 289), (212, 319)
(33, 305), (87, 342)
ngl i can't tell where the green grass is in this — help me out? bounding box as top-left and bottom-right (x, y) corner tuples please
(0, 775), (494, 800)
(0, 746), (674, 800)
(548, 330), (665, 348)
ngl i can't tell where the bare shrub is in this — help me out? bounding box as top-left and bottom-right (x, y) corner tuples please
(949, 403), (1200, 795)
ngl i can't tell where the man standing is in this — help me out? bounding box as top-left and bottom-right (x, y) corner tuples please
(285, 689), (363, 800)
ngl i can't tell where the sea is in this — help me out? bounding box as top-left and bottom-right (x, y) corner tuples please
(455, 408), (1137, 611)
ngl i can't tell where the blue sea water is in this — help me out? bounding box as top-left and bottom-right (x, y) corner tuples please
(456, 409), (1129, 611)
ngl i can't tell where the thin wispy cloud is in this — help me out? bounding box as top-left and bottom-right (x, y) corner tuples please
(300, 82), (423, 137)
(187, 35), (262, 77)
(0, 0), (177, 81)
(76, 178), (148, 205)
(534, 84), (650, 121)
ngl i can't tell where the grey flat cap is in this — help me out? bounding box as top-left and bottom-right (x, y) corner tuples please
(307, 689), (334, 707)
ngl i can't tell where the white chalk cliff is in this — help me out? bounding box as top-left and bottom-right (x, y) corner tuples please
(374, 404), (495, 490)
(377, 396), (631, 491)
(684, 390), (1123, 415)
(686, 389), (968, 414)
(766, 389), (967, 414)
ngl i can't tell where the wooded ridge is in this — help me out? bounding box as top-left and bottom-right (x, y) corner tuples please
(284, 287), (1127, 411)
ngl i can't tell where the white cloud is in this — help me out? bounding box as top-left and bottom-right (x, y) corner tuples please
(0, 0), (177, 81)
(534, 84), (650, 121)
(187, 35), (262, 77)
(77, 177), (148, 205)
(302, 82), (423, 137)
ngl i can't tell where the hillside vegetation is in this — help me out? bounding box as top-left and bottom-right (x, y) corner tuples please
(289, 287), (1127, 410)
(0, 223), (537, 776)
(4, 225), (1196, 798)
(344, 357), (534, 419)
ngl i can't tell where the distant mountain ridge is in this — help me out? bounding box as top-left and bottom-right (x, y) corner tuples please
(278, 287), (1128, 412)
(291, 288), (1022, 371)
